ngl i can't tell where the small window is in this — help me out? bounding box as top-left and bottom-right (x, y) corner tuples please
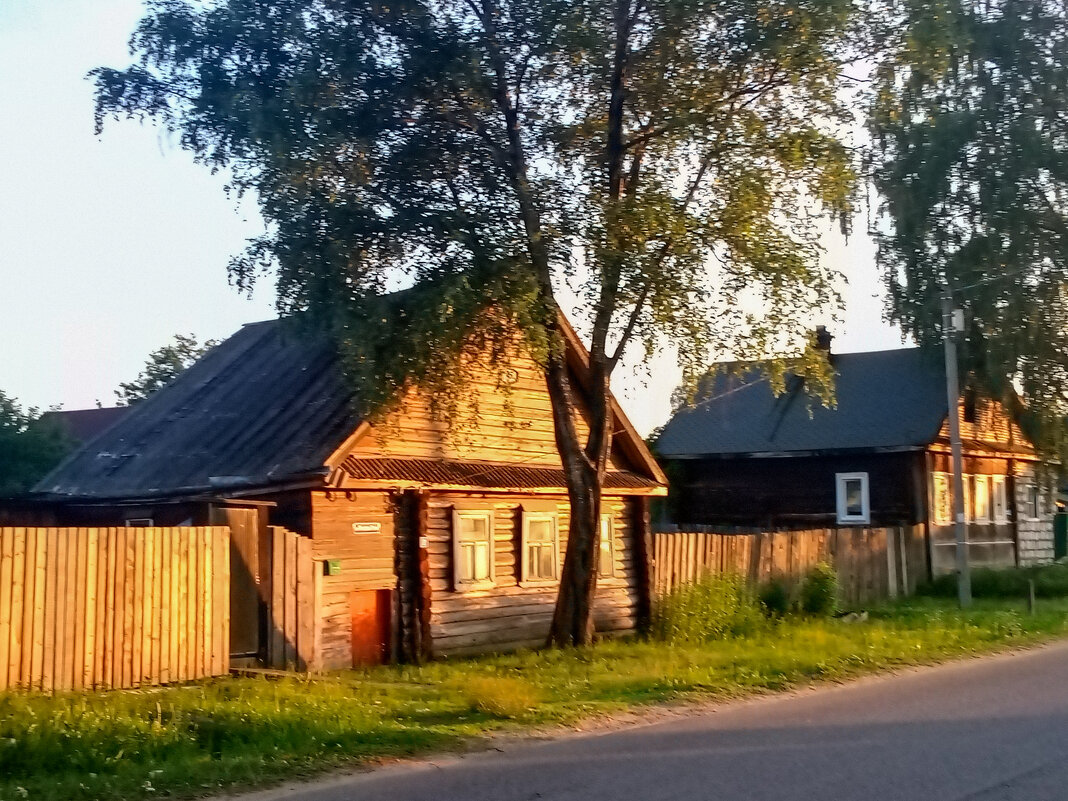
(963, 391), (978, 424)
(125, 518), (154, 527)
(973, 475), (991, 523)
(522, 512), (559, 583)
(598, 514), (615, 579)
(836, 473), (870, 524)
(1022, 484), (1040, 520)
(453, 510), (494, 589)
(962, 474), (975, 522)
(992, 475), (1008, 522)
(932, 472), (952, 524)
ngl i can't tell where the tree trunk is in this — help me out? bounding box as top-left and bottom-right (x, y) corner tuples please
(543, 328), (613, 647)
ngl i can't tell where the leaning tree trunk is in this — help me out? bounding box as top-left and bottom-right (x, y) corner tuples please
(543, 332), (613, 647)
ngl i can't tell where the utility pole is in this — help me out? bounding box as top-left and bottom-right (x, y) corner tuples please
(942, 288), (972, 607)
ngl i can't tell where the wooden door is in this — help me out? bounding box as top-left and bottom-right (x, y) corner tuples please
(211, 506), (264, 659)
(350, 589), (391, 666)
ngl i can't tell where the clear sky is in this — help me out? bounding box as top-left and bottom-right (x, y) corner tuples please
(0, 0), (904, 436)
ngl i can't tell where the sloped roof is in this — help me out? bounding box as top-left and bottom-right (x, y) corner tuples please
(36, 314), (665, 500)
(40, 407), (130, 444)
(656, 347), (951, 457)
(36, 319), (359, 499)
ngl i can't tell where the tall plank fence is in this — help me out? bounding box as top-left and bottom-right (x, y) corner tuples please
(652, 526), (927, 607)
(0, 526), (230, 692)
(265, 527), (321, 672)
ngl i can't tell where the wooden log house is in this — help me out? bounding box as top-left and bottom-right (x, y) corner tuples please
(29, 315), (666, 668)
(657, 345), (1056, 576)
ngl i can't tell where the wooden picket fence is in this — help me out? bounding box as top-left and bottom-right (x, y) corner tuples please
(265, 527), (321, 672)
(652, 526), (927, 607)
(0, 526), (230, 692)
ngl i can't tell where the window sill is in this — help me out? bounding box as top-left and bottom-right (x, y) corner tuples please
(836, 518), (870, 526)
(518, 579), (558, 589)
(453, 580), (496, 593)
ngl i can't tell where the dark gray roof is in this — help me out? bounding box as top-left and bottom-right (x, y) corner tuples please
(36, 319), (359, 500)
(656, 347), (950, 457)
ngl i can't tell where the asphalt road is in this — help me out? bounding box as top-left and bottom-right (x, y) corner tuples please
(245, 641), (1068, 801)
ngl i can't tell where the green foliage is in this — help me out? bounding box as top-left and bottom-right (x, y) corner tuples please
(920, 563), (1068, 600)
(0, 392), (71, 497)
(92, 0), (864, 424)
(116, 334), (217, 406)
(798, 563), (839, 616)
(458, 675), (542, 719)
(868, 0), (1068, 458)
(652, 573), (765, 643)
(759, 578), (794, 618)
(2, 598), (1068, 801)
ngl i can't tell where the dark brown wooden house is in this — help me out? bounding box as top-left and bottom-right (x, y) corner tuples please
(656, 347), (1054, 575)
(29, 316), (666, 668)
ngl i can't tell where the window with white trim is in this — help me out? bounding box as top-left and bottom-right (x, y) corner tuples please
(1022, 483), (1040, 520)
(521, 512), (559, 583)
(973, 475), (991, 523)
(963, 474), (974, 522)
(991, 475), (1008, 522)
(932, 472), (952, 524)
(453, 510), (494, 588)
(835, 473), (870, 524)
(598, 513), (615, 579)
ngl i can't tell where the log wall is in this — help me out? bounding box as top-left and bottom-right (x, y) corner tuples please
(425, 493), (640, 657)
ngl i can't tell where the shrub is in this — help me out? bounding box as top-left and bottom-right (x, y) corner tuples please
(653, 573), (764, 643)
(918, 563), (1068, 600)
(799, 563), (838, 617)
(758, 579), (792, 618)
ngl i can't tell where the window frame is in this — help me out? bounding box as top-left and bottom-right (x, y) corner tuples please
(991, 475), (1008, 523)
(520, 511), (560, 586)
(931, 471), (952, 525)
(452, 509), (495, 591)
(1021, 483), (1041, 521)
(598, 513), (616, 580)
(972, 474), (991, 523)
(835, 472), (871, 525)
(125, 518), (154, 527)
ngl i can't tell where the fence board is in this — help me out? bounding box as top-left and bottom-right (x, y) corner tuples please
(265, 527), (321, 672)
(653, 525), (927, 607)
(0, 527), (229, 692)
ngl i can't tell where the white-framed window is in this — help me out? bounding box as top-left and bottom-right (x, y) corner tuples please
(598, 513), (615, 579)
(963, 474), (974, 522)
(453, 509), (494, 589)
(835, 472), (870, 524)
(521, 511), (559, 584)
(973, 475), (991, 523)
(992, 475), (1008, 523)
(932, 472), (952, 524)
(1021, 483), (1041, 520)
(125, 518), (154, 527)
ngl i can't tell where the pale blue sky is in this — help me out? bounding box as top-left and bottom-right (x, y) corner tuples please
(0, 0), (903, 435)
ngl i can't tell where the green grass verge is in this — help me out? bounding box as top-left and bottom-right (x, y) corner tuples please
(3, 598), (1068, 801)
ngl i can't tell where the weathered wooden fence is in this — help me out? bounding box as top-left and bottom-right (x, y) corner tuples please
(265, 527), (321, 672)
(0, 526), (230, 692)
(652, 526), (927, 607)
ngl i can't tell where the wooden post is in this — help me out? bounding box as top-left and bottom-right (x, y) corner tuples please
(416, 491), (433, 663)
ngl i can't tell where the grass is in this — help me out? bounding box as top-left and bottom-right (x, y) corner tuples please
(3, 597), (1068, 801)
(920, 561), (1068, 599)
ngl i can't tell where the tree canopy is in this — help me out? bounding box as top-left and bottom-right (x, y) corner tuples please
(0, 392), (71, 497)
(94, 0), (863, 643)
(869, 0), (1068, 455)
(116, 333), (218, 405)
